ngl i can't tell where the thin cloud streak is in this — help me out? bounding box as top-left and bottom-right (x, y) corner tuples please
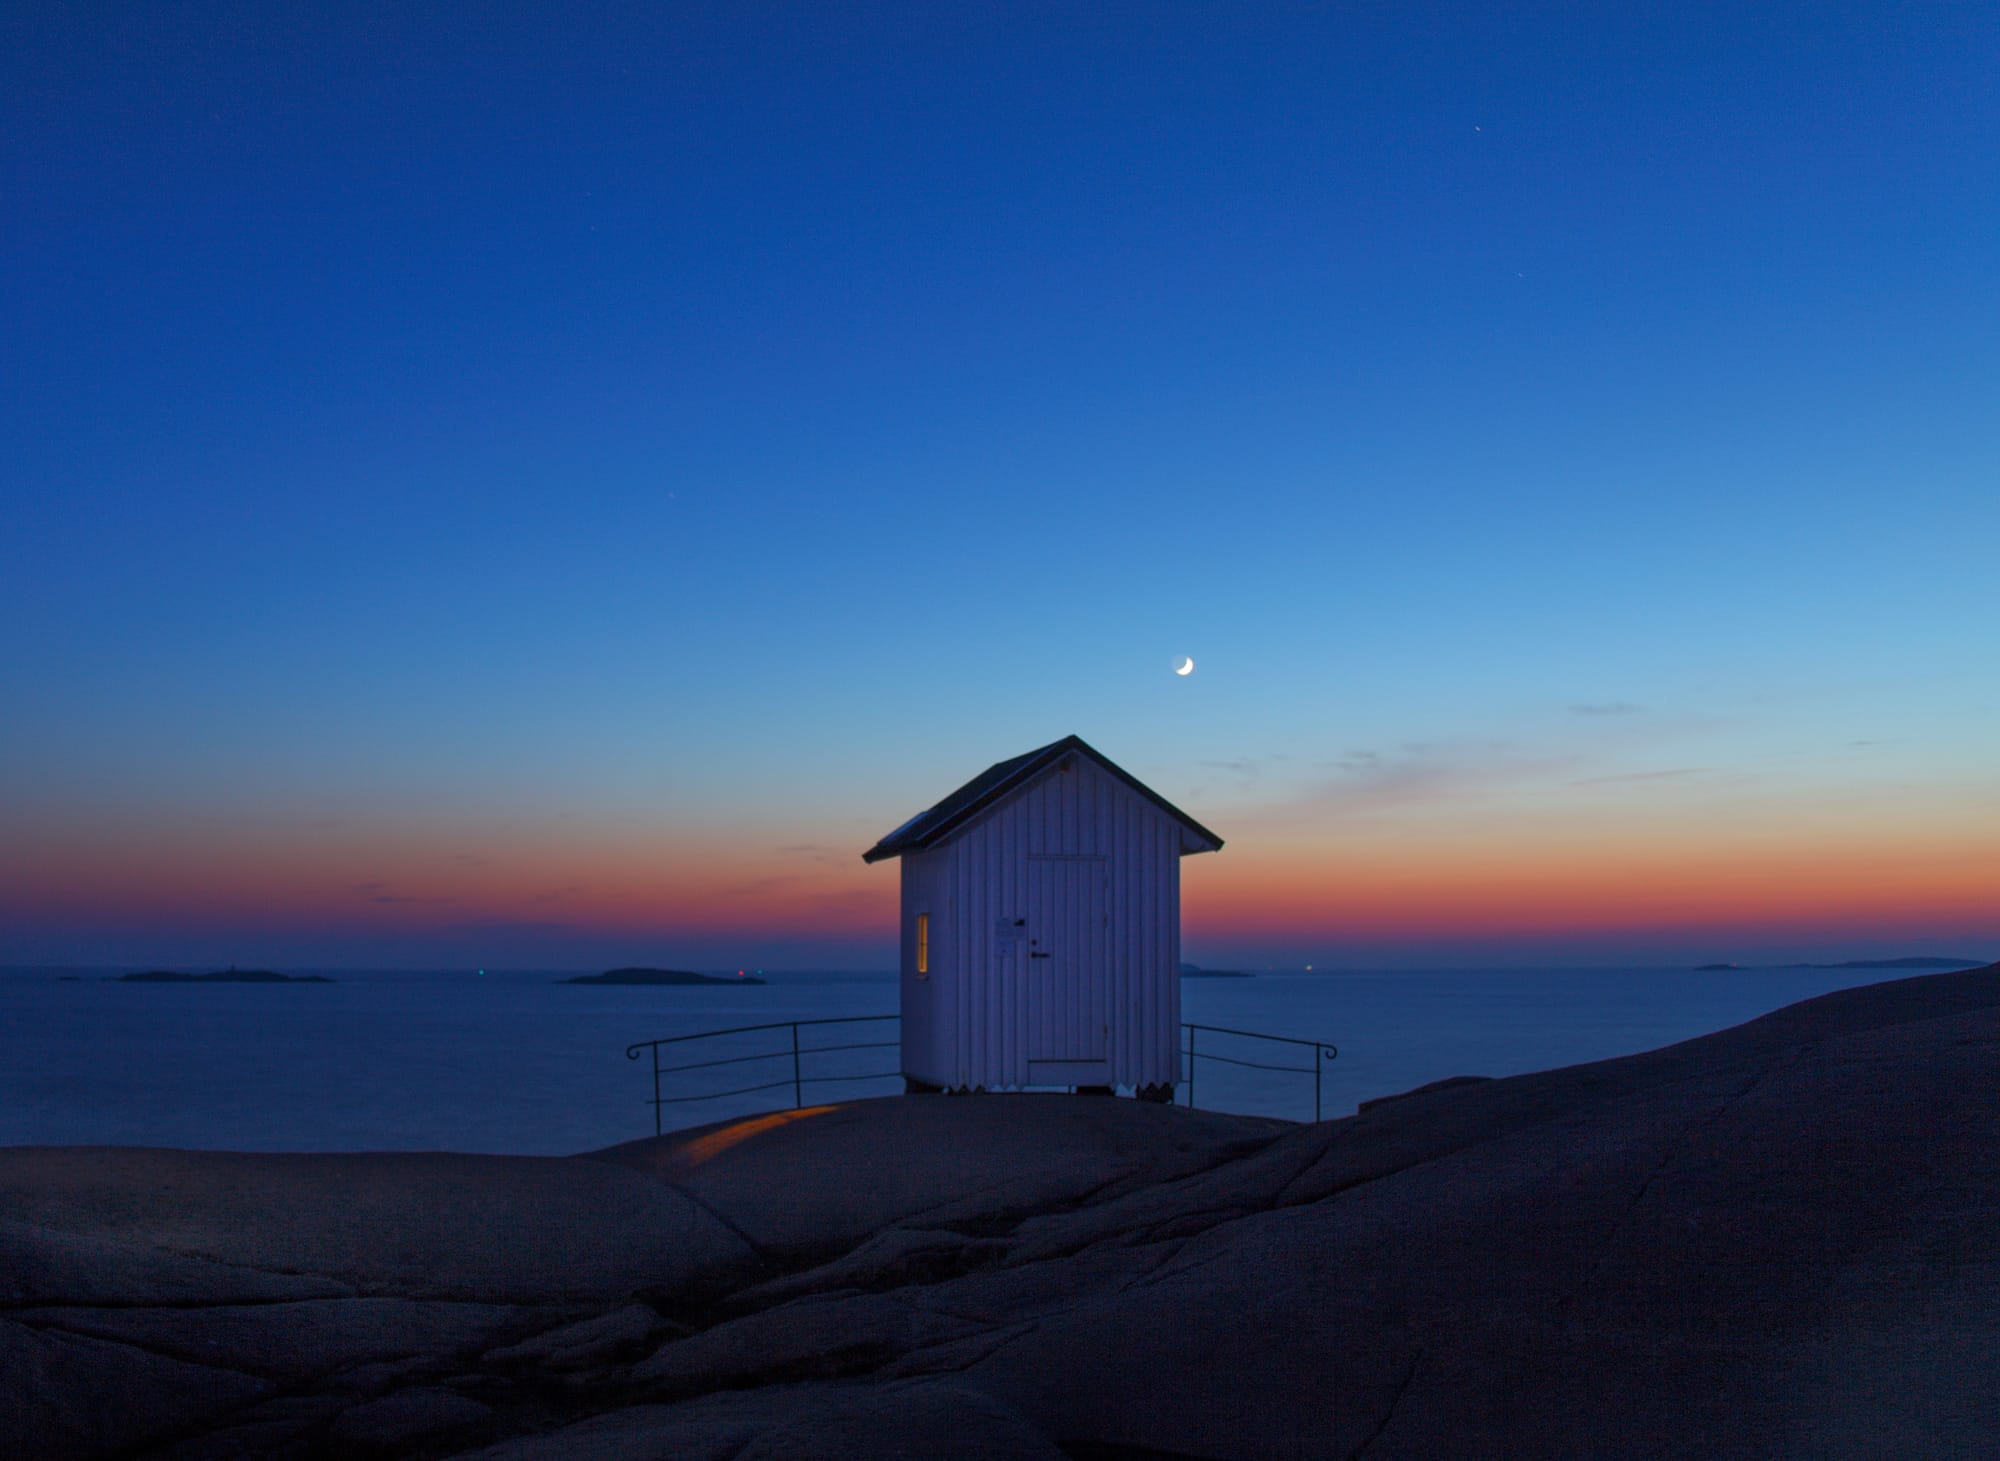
(1231, 742), (1585, 825)
(776, 843), (848, 866)
(350, 881), (456, 906)
(1569, 768), (1712, 788)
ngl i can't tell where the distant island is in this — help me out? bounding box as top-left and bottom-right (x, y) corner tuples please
(110, 969), (333, 983)
(1697, 956), (1985, 972)
(562, 967), (767, 986)
(1179, 963), (1254, 979)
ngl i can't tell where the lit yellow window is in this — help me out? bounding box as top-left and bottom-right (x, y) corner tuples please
(916, 913), (929, 975)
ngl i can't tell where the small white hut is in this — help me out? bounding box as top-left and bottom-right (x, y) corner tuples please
(862, 735), (1223, 1097)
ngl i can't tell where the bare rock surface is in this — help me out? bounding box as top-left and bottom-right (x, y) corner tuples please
(328, 1387), (498, 1453)
(481, 1303), (669, 1372)
(0, 1216), (355, 1308)
(16, 1296), (525, 1383)
(1, 963), (1993, 1459)
(0, 1316), (271, 1461)
(0, 1148), (757, 1302)
(589, 1093), (1287, 1257)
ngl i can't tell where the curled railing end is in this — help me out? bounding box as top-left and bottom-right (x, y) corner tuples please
(1321, 1045), (1339, 1061)
(625, 1043), (648, 1061)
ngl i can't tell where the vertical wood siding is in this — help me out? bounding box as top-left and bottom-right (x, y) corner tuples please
(910, 755), (1186, 1089)
(898, 849), (951, 1086)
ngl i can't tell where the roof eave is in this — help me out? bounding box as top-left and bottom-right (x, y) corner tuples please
(860, 734), (1224, 862)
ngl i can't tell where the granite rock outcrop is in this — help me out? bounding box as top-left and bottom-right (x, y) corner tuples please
(3, 964), (1994, 1459)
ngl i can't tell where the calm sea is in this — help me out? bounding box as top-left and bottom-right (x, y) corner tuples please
(0, 965), (1948, 1155)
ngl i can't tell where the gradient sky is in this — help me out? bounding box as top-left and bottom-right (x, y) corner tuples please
(4, 3), (1995, 970)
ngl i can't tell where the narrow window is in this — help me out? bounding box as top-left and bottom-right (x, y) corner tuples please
(916, 912), (929, 976)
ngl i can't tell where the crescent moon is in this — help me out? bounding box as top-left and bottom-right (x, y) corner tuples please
(1174, 656), (1194, 676)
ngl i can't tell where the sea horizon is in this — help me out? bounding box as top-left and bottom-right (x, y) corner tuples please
(8, 952), (1986, 979)
(5, 959), (1983, 1157)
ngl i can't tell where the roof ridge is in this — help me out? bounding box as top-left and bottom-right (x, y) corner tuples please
(861, 736), (1221, 863)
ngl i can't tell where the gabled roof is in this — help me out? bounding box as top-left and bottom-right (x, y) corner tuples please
(862, 735), (1223, 863)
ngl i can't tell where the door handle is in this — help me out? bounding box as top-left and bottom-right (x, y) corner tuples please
(1029, 952), (1052, 959)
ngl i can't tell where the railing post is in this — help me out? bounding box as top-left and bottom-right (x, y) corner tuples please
(652, 1046), (662, 1136)
(791, 1023), (803, 1109)
(1314, 1055), (1322, 1124)
(1187, 1024), (1196, 1111)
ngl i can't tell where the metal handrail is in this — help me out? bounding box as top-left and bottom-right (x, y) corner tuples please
(654, 1076), (801, 1105)
(623, 1013), (1340, 1133)
(626, 1015), (902, 1135)
(623, 1014), (901, 1053)
(1182, 1022), (1339, 1122)
(1189, 1048), (1321, 1075)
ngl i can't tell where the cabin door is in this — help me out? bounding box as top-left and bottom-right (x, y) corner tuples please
(1025, 855), (1110, 1070)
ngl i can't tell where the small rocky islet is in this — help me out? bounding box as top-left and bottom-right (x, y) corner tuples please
(107, 968), (333, 983)
(562, 967), (768, 986)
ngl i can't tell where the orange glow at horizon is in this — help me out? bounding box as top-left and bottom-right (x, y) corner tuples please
(4, 787), (1994, 958)
(1183, 827), (2000, 942)
(0, 812), (898, 936)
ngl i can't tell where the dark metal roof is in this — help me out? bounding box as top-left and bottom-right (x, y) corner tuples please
(861, 735), (1224, 863)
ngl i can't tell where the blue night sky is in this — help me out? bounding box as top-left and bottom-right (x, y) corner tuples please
(3, 4), (1996, 969)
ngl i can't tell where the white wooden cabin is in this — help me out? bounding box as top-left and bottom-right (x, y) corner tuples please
(862, 735), (1223, 1096)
